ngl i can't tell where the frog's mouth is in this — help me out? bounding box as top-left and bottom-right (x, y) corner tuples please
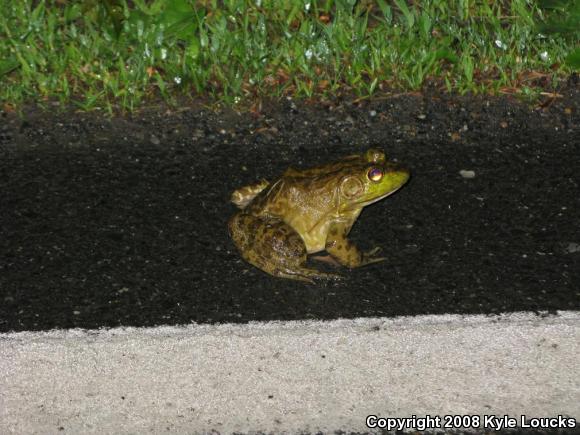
(341, 185), (403, 211)
(360, 184), (404, 207)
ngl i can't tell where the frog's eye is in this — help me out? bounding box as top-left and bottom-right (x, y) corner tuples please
(367, 167), (383, 182)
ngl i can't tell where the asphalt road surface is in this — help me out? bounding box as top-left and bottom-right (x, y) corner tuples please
(1, 89), (579, 331)
(0, 84), (579, 434)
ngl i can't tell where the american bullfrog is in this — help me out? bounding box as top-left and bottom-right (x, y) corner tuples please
(229, 149), (410, 283)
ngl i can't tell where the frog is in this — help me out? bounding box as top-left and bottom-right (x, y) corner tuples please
(228, 149), (410, 283)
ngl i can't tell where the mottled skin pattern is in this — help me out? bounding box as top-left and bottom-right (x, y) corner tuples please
(229, 149), (410, 283)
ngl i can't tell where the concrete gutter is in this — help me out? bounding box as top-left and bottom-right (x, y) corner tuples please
(1, 312), (579, 434)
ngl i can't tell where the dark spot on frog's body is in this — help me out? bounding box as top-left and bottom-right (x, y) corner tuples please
(291, 245), (303, 256)
(250, 220), (261, 233)
(330, 228), (338, 236)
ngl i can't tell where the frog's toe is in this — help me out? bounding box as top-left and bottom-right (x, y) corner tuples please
(363, 257), (387, 264)
(276, 271), (316, 284)
(366, 246), (383, 256)
(362, 256), (386, 265)
(359, 246), (386, 266)
(287, 268), (343, 283)
(311, 254), (342, 267)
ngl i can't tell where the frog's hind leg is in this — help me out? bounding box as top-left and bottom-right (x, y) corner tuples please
(229, 213), (341, 283)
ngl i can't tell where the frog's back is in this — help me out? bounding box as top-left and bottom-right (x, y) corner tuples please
(283, 149), (385, 178)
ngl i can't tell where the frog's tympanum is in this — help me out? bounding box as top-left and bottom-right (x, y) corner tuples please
(229, 149), (410, 282)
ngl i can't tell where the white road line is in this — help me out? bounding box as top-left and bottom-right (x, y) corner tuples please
(1, 311), (579, 434)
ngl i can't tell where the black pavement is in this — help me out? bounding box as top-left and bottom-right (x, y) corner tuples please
(1, 87), (579, 332)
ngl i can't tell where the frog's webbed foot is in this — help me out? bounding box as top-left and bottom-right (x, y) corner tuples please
(325, 230), (386, 268)
(361, 247), (386, 266)
(324, 222), (389, 269)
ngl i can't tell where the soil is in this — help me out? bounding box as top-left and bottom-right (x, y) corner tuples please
(1, 81), (579, 332)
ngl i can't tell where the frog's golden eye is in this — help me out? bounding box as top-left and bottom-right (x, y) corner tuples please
(367, 167), (383, 182)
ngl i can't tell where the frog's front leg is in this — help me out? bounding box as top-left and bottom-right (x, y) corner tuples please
(229, 213), (341, 283)
(324, 221), (385, 268)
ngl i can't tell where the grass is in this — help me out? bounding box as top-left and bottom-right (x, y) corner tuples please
(0, 0), (578, 112)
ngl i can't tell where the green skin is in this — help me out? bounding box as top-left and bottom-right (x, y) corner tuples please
(229, 149), (410, 283)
